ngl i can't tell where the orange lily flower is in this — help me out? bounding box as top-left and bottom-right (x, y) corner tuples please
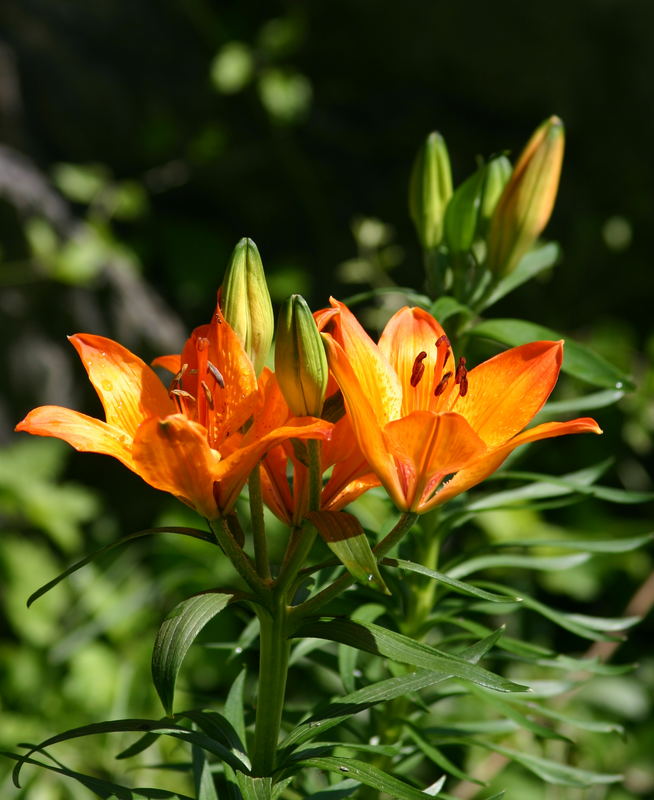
(16, 306), (331, 519)
(319, 299), (601, 513)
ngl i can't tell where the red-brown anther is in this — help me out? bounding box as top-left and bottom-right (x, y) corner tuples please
(200, 380), (214, 409)
(410, 351), (428, 387)
(434, 371), (453, 396)
(172, 363), (188, 387)
(459, 375), (469, 397)
(454, 356), (467, 384)
(207, 361), (225, 388)
(435, 334), (450, 348)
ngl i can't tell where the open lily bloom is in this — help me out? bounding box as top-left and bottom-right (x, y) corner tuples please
(16, 306), (331, 519)
(319, 299), (601, 514)
(261, 412), (380, 525)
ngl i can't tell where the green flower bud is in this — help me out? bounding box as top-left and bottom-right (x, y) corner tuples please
(275, 294), (328, 417)
(409, 131), (453, 249)
(221, 238), (274, 374)
(443, 166), (485, 254)
(486, 116), (565, 276)
(478, 155), (512, 235)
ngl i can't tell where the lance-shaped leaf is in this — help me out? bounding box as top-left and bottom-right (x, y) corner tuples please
(480, 242), (560, 310)
(27, 526), (216, 607)
(12, 718), (245, 787)
(152, 592), (232, 715)
(280, 628), (503, 756)
(235, 773), (273, 800)
(468, 318), (634, 389)
(384, 558), (520, 603)
(293, 618), (527, 694)
(307, 511), (389, 594)
(294, 756), (444, 800)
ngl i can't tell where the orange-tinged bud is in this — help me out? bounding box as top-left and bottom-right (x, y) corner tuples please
(409, 131), (453, 249)
(275, 294), (328, 417)
(221, 238), (274, 375)
(486, 117), (564, 275)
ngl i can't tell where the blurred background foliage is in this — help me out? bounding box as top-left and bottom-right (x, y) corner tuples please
(0, 1), (653, 798)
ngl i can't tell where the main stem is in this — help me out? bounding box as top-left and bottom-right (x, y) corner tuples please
(252, 595), (290, 776)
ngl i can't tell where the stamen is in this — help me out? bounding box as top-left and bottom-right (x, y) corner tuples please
(434, 371), (452, 396)
(172, 363), (188, 386)
(435, 335), (450, 348)
(459, 375), (469, 397)
(170, 389), (196, 402)
(207, 361), (225, 388)
(454, 356), (467, 384)
(410, 351), (428, 387)
(201, 380), (214, 409)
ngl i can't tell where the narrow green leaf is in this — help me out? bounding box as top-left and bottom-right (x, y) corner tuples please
(152, 592), (232, 715)
(482, 742), (622, 787)
(508, 699), (625, 735)
(27, 527), (216, 607)
(281, 629), (502, 757)
(385, 558), (519, 602)
(224, 668), (247, 748)
(235, 773), (273, 800)
(467, 318), (634, 389)
(343, 287), (431, 309)
(478, 582), (622, 642)
(294, 619), (527, 693)
(182, 709), (249, 770)
(467, 685), (569, 741)
(446, 552), (589, 580)
(3, 750), (195, 799)
(405, 726), (483, 784)
(496, 532), (654, 553)
(116, 730), (162, 760)
(429, 295), (473, 323)
(480, 243), (560, 309)
(193, 740), (219, 800)
(480, 465), (653, 506)
(295, 757), (442, 800)
(542, 388), (625, 415)
(338, 603), (387, 693)
(307, 779), (361, 799)
(12, 719), (245, 788)
(308, 511), (389, 593)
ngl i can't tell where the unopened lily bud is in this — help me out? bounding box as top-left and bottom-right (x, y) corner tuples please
(409, 131), (453, 249)
(221, 238), (274, 374)
(478, 155), (512, 235)
(275, 294), (328, 417)
(486, 116), (564, 276)
(443, 166), (485, 254)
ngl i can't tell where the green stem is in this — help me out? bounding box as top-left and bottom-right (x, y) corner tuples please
(289, 511), (418, 625)
(211, 518), (269, 605)
(277, 523), (317, 597)
(251, 596), (290, 776)
(249, 466), (271, 580)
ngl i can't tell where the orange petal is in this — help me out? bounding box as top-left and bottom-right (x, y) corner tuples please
(214, 417), (333, 514)
(16, 405), (134, 469)
(425, 416), (602, 511)
(324, 299), (402, 423)
(323, 333), (405, 508)
(383, 411), (487, 510)
(132, 414), (220, 519)
(152, 354), (182, 373)
(378, 306), (453, 415)
(322, 472), (380, 512)
(70, 334), (175, 438)
(261, 446), (294, 524)
(452, 340), (563, 447)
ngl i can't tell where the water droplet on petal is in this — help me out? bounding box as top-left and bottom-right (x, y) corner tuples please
(101, 379), (113, 392)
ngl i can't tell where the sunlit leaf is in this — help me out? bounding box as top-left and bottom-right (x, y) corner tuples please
(152, 592), (232, 715)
